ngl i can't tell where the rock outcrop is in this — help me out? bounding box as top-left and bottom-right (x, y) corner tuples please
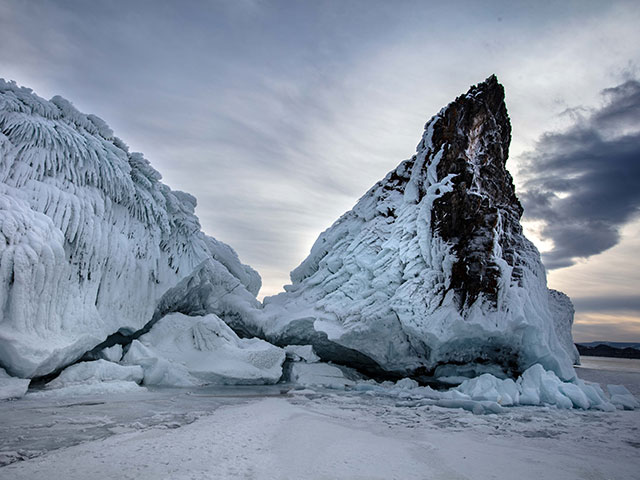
(258, 76), (577, 381)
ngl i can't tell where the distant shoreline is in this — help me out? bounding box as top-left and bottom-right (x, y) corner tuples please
(576, 344), (640, 359)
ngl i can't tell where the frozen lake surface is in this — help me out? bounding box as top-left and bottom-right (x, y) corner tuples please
(1, 357), (639, 479)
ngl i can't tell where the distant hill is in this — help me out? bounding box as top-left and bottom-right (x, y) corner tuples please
(576, 343), (640, 359)
(578, 341), (640, 350)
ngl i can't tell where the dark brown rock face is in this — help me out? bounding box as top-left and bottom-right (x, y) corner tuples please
(424, 75), (524, 309)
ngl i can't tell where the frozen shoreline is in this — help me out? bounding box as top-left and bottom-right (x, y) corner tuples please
(1, 357), (639, 479)
(1, 393), (639, 479)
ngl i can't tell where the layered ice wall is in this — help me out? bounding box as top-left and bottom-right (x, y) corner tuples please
(0, 80), (261, 378)
(260, 76), (577, 381)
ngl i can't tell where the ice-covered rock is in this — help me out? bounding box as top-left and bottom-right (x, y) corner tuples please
(259, 75), (576, 381)
(45, 359), (143, 389)
(123, 313), (285, 386)
(0, 367), (29, 400)
(0, 79), (261, 378)
(548, 290), (580, 365)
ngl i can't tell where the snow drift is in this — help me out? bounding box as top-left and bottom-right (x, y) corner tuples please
(0, 79), (261, 378)
(259, 76), (577, 382)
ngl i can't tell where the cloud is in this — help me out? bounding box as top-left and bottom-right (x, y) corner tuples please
(572, 312), (640, 343)
(519, 79), (640, 269)
(572, 295), (640, 313)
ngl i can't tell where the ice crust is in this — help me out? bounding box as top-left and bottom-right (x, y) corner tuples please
(258, 76), (577, 382)
(0, 79), (261, 379)
(122, 313), (285, 386)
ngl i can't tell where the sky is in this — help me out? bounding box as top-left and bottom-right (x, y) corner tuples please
(1, 0), (639, 342)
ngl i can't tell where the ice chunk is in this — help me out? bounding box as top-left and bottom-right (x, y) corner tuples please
(456, 374), (519, 406)
(123, 313), (285, 386)
(28, 381), (146, 398)
(361, 364), (621, 413)
(284, 345), (320, 363)
(289, 363), (355, 389)
(607, 384), (640, 410)
(395, 377), (420, 389)
(45, 360), (143, 389)
(0, 367), (29, 400)
(99, 345), (123, 363)
(122, 340), (199, 387)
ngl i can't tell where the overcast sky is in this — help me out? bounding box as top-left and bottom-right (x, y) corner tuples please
(1, 0), (639, 341)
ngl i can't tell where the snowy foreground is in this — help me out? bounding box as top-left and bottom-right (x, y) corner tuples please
(1, 358), (639, 480)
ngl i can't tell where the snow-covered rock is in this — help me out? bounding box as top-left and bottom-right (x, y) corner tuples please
(123, 313), (285, 386)
(0, 79), (261, 378)
(259, 75), (577, 381)
(45, 359), (143, 389)
(0, 367), (29, 400)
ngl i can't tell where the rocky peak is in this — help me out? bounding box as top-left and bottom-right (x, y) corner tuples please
(259, 75), (576, 382)
(420, 75), (524, 309)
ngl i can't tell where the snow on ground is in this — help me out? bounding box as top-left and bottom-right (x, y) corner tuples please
(1, 393), (638, 480)
(0, 357), (638, 479)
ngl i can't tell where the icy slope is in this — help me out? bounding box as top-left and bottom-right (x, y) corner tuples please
(260, 75), (576, 381)
(0, 79), (260, 378)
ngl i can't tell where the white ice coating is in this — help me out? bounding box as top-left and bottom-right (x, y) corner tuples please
(259, 82), (577, 381)
(0, 80), (261, 378)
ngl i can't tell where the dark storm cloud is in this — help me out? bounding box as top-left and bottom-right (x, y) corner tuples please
(519, 79), (640, 269)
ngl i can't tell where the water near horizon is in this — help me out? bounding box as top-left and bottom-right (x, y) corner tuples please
(578, 356), (640, 373)
(575, 356), (640, 397)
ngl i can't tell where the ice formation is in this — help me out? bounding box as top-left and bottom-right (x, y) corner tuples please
(259, 76), (577, 382)
(45, 359), (143, 389)
(122, 313), (285, 386)
(354, 363), (623, 413)
(0, 79), (261, 379)
(288, 362), (356, 388)
(284, 345), (321, 363)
